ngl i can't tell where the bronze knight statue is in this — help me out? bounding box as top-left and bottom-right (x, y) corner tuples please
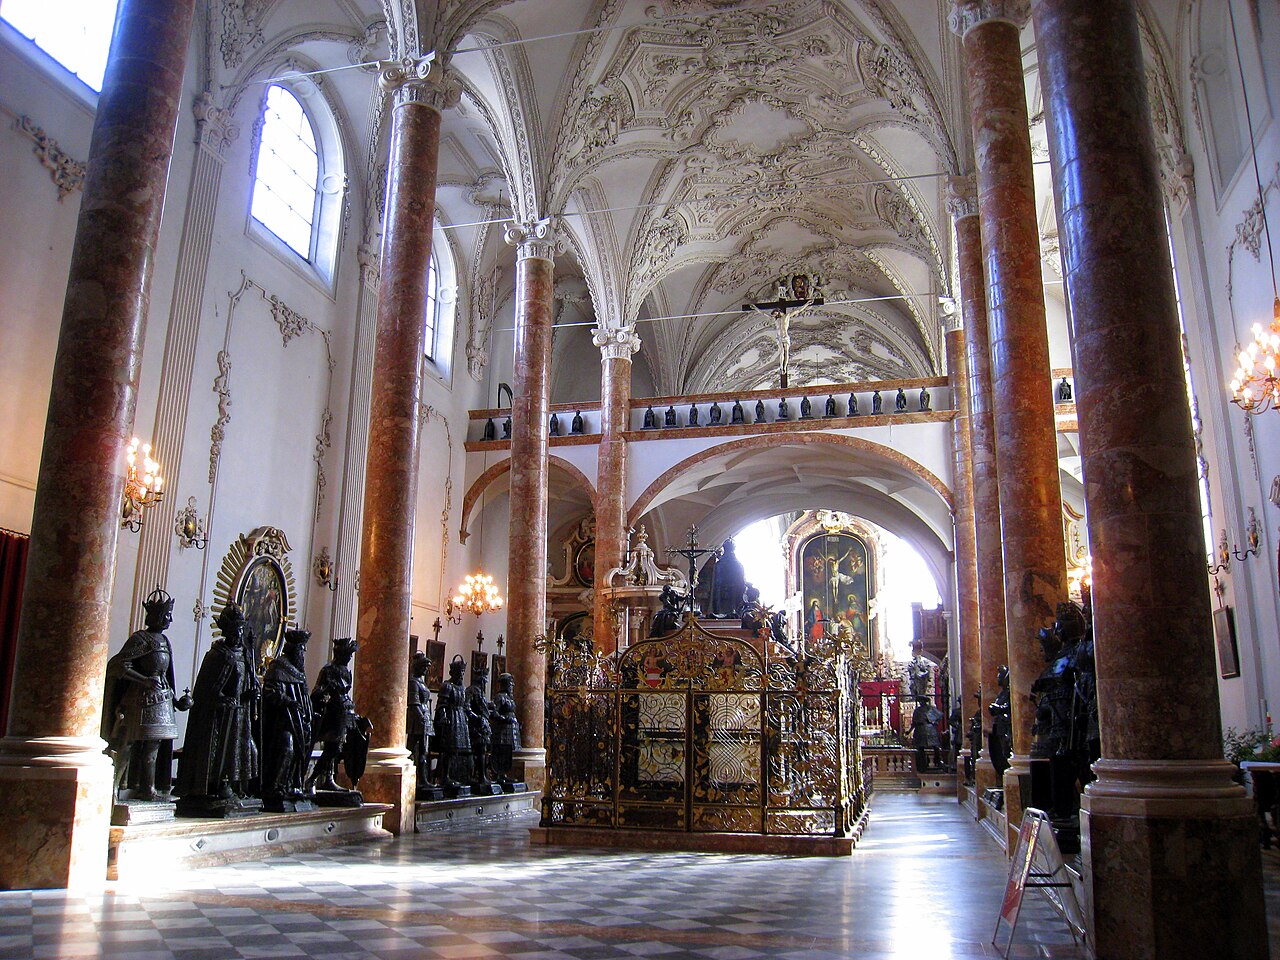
(306, 636), (371, 805)
(466, 662), (502, 795)
(261, 627), (316, 812)
(408, 651), (442, 801)
(433, 655), (473, 798)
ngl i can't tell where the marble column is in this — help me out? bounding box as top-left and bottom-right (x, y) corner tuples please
(1033, 1), (1266, 955)
(592, 326), (640, 654)
(944, 319), (979, 800)
(951, 0), (1067, 838)
(0, 0), (195, 889)
(949, 176), (1008, 804)
(504, 219), (556, 791)
(352, 58), (455, 836)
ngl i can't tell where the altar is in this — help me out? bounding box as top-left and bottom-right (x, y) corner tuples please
(533, 618), (869, 855)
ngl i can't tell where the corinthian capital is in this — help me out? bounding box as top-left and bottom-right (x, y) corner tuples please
(948, 0), (1030, 38)
(945, 175), (979, 221)
(193, 90), (239, 156)
(592, 324), (641, 361)
(379, 53), (462, 111)
(504, 218), (557, 261)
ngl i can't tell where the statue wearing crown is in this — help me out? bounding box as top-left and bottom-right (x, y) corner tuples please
(102, 585), (191, 805)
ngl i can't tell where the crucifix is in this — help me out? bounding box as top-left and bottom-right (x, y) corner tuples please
(432, 617), (443, 644)
(665, 525), (721, 616)
(742, 273), (825, 389)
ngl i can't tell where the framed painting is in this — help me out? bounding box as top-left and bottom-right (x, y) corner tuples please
(799, 532), (871, 658)
(574, 538), (596, 586)
(471, 649), (490, 685)
(1215, 606), (1240, 679)
(426, 640), (446, 691)
(491, 653), (507, 679)
(237, 554), (288, 667)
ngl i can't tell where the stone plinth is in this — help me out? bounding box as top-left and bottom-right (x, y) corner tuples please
(415, 788), (539, 831)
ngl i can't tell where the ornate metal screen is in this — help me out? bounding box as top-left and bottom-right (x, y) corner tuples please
(543, 619), (866, 838)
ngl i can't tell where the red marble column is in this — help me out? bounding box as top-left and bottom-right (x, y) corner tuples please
(944, 322), (979, 800)
(1033, 1), (1265, 955)
(0, 0), (195, 889)
(352, 59), (455, 836)
(950, 176), (1009, 804)
(951, 0), (1067, 838)
(592, 327), (639, 654)
(504, 220), (556, 790)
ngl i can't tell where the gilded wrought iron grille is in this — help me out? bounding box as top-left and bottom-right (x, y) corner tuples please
(542, 619), (866, 838)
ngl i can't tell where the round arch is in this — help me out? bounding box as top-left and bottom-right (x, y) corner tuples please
(459, 455), (596, 543)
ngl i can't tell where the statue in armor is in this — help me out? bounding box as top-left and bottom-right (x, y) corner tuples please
(987, 665), (1012, 778)
(433, 656), (473, 797)
(175, 602), (261, 817)
(489, 672), (522, 790)
(466, 663), (500, 793)
(906, 644), (931, 700)
(102, 586), (191, 802)
(261, 628), (315, 812)
(708, 539), (747, 619)
(306, 637), (370, 803)
(649, 584), (684, 637)
(408, 651), (440, 799)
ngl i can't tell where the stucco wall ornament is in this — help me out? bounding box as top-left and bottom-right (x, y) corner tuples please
(220, 0), (266, 70)
(193, 92), (240, 156)
(13, 116), (85, 200)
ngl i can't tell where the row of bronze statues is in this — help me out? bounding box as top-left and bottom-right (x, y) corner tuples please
(409, 652), (524, 800)
(104, 591), (370, 818)
(639, 387), (932, 431)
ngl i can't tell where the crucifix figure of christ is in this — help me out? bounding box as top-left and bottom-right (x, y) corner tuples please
(665, 525), (721, 616)
(742, 274), (825, 389)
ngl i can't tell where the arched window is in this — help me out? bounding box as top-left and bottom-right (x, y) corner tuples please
(424, 254), (440, 360)
(422, 238), (457, 378)
(1, 0), (118, 92)
(248, 76), (346, 284)
(252, 85), (320, 259)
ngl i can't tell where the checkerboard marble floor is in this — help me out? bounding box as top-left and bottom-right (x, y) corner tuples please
(0, 794), (1099, 959)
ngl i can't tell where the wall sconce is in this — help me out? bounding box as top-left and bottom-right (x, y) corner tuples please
(1208, 508), (1262, 575)
(121, 436), (163, 533)
(174, 496), (207, 550)
(313, 547), (339, 593)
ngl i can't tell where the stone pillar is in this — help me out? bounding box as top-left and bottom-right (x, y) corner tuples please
(352, 58), (456, 836)
(951, 0), (1067, 839)
(504, 219), (556, 791)
(129, 93), (238, 627)
(950, 177), (1008, 805)
(944, 319), (979, 800)
(0, 0), (195, 890)
(592, 326), (640, 653)
(1033, 2), (1266, 955)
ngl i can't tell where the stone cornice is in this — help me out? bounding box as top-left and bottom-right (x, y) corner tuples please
(948, 0), (1030, 39)
(592, 324), (640, 361)
(505, 217), (556, 262)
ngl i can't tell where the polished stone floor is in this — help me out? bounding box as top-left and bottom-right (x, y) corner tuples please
(0, 794), (1100, 959)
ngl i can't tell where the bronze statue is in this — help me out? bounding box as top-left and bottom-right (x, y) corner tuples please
(649, 584), (684, 637)
(824, 395), (836, 417)
(664, 405), (677, 427)
(570, 410), (584, 434)
(643, 406), (657, 429)
(174, 602), (262, 817)
(987, 665), (1012, 778)
(466, 663), (501, 795)
(489, 672), (523, 791)
(482, 418), (496, 441)
(688, 403), (699, 427)
(709, 401), (722, 425)
(102, 586), (191, 804)
(408, 651), (441, 800)
(777, 397), (790, 419)
(549, 412), (560, 436)
(731, 400), (745, 424)
(261, 627), (315, 812)
(1057, 376), (1072, 401)
(895, 387), (908, 411)
(872, 390), (882, 413)
(848, 392), (858, 415)
(799, 396), (813, 419)
(919, 387), (930, 411)
(502, 415), (511, 439)
(754, 399), (766, 423)
(306, 636), (370, 805)
(708, 539), (747, 619)
(433, 655), (472, 797)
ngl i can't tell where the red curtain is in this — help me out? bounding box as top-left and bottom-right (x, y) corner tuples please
(0, 529), (30, 735)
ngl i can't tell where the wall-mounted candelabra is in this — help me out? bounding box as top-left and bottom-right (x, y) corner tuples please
(1207, 508), (1262, 576)
(313, 547), (339, 592)
(121, 436), (163, 533)
(174, 496), (207, 550)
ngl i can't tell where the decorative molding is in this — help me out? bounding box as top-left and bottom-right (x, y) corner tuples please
(947, 0), (1031, 39)
(379, 55), (462, 112)
(467, 264), (498, 381)
(219, 0), (265, 70)
(13, 116), (85, 200)
(505, 217), (557, 261)
(357, 241), (380, 286)
(593, 324), (641, 361)
(313, 408), (333, 522)
(209, 350), (233, 484)
(945, 175), (978, 222)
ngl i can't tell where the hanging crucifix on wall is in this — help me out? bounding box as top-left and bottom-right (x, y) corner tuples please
(742, 274), (825, 389)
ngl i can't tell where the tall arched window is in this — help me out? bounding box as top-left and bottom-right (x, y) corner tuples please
(424, 254), (440, 360)
(252, 85), (319, 259)
(0, 0), (118, 92)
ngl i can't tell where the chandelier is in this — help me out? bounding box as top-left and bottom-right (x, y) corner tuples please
(447, 572), (503, 621)
(121, 436), (164, 533)
(1230, 299), (1280, 414)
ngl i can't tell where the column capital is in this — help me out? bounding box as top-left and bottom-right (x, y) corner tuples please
(379, 54), (462, 112)
(939, 298), (963, 332)
(505, 217), (557, 261)
(193, 90), (238, 156)
(357, 242), (380, 286)
(593, 324), (640, 360)
(948, 0), (1030, 39)
(945, 175), (979, 222)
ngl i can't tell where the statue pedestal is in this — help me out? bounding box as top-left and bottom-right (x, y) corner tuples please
(175, 795), (263, 819)
(414, 788), (539, 831)
(501, 781), (527, 794)
(312, 789), (362, 808)
(470, 781), (503, 797)
(263, 796), (317, 814)
(416, 784), (444, 802)
(112, 799), (176, 826)
(357, 750), (415, 835)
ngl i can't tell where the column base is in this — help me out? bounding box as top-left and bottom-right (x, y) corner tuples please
(973, 753), (1001, 818)
(512, 747), (546, 794)
(0, 736), (114, 889)
(956, 748), (972, 800)
(1081, 759), (1266, 960)
(357, 749), (415, 836)
(1002, 755), (1031, 850)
